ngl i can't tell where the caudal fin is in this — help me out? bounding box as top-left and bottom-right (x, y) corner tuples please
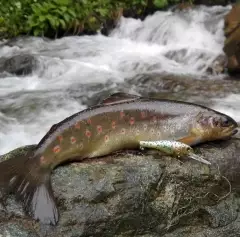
(0, 153), (58, 225)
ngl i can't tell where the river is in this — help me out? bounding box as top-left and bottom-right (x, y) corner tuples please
(0, 5), (239, 155)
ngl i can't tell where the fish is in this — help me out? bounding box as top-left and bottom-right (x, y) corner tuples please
(0, 92), (237, 225)
(139, 140), (211, 165)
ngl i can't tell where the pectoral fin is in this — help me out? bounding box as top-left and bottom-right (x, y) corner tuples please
(177, 135), (202, 146)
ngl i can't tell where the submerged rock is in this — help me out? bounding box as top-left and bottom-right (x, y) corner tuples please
(0, 54), (37, 76)
(206, 55), (228, 75)
(224, 3), (240, 75)
(0, 137), (239, 236)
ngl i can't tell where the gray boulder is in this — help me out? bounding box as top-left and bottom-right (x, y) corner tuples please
(0, 54), (37, 76)
(0, 137), (239, 237)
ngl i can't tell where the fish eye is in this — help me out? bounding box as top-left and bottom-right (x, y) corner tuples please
(221, 118), (231, 127)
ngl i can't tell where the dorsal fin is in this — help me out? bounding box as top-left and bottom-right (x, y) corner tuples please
(100, 92), (141, 105)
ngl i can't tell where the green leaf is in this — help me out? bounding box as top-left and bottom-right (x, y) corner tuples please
(47, 15), (56, 28)
(98, 8), (108, 16)
(153, 0), (168, 8)
(62, 13), (71, 22)
(39, 15), (46, 22)
(53, 0), (70, 6)
(59, 19), (66, 29)
(52, 9), (63, 15)
(60, 6), (67, 12)
(33, 28), (42, 36)
(68, 9), (76, 17)
(15, 2), (21, 9)
(32, 3), (42, 12)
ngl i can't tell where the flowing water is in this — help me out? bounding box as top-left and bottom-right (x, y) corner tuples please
(0, 5), (239, 154)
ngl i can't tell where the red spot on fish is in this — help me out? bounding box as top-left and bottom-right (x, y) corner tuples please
(75, 122), (81, 129)
(104, 135), (109, 142)
(120, 111), (125, 119)
(130, 117), (135, 125)
(58, 135), (63, 142)
(71, 136), (76, 144)
(87, 119), (91, 125)
(112, 121), (116, 129)
(121, 128), (126, 134)
(53, 145), (61, 154)
(85, 130), (91, 138)
(141, 111), (146, 119)
(97, 125), (102, 134)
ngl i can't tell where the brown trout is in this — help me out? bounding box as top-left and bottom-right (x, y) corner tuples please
(0, 92), (238, 225)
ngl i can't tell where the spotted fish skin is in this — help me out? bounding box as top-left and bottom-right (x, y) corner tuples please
(0, 92), (237, 225)
(33, 96), (219, 167)
(36, 101), (186, 167)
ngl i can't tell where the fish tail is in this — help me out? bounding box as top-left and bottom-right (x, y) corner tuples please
(0, 152), (58, 225)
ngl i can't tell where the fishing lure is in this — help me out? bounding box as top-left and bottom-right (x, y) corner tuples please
(139, 140), (211, 165)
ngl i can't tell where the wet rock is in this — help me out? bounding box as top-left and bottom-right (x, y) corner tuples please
(0, 54), (37, 76)
(78, 73), (240, 109)
(206, 55), (228, 75)
(127, 74), (240, 105)
(0, 137), (239, 236)
(223, 3), (240, 74)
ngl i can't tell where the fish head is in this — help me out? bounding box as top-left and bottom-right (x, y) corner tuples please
(192, 110), (238, 142)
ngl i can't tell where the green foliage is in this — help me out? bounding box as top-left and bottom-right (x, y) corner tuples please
(0, 0), (31, 38)
(154, 0), (169, 8)
(0, 0), (193, 39)
(27, 0), (77, 36)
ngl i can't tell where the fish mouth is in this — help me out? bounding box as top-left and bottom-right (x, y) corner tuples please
(220, 126), (238, 139)
(232, 129), (238, 136)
